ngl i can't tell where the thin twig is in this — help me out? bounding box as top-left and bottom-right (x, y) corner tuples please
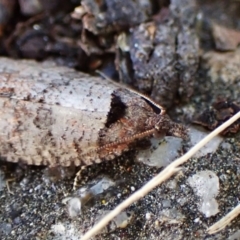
(207, 204), (240, 234)
(81, 111), (240, 240)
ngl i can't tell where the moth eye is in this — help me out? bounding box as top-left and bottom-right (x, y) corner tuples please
(153, 129), (165, 138)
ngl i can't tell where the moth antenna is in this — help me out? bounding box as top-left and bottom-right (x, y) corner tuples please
(96, 70), (166, 114)
(80, 128), (156, 158)
(73, 129), (156, 190)
(101, 129), (156, 149)
(74, 129), (157, 189)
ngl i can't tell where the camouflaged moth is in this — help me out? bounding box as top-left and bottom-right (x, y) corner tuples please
(0, 58), (187, 167)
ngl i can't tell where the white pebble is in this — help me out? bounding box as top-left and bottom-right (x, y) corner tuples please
(137, 136), (183, 168)
(189, 126), (223, 158)
(187, 170), (220, 217)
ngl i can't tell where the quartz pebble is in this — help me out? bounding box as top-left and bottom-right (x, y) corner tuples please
(63, 177), (115, 217)
(159, 208), (185, 224)
(51, 222), (80, 240)
(96, 210), (134, 233)
(189, 126), (223, 158)
(228, 230), (240, 240)
(137, 136), (183, 168)
(187, 170), (220, 217)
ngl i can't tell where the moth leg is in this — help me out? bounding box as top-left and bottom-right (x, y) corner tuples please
(73, 166), (86, 191)
(6, 178), (15, 194)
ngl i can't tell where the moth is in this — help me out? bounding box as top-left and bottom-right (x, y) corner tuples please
(0, 58), (186, 168)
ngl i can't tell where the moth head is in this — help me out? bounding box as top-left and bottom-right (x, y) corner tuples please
(154, 114), (188, 140)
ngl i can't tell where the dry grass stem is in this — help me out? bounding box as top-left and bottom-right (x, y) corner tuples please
(81, 111), (240, 240)
(207, 204), (240, 234)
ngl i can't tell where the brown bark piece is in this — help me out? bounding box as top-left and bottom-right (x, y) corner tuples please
(193, 100), (240, 135)
(117, 0), (199, 108)
(80, 0), (153, 35)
